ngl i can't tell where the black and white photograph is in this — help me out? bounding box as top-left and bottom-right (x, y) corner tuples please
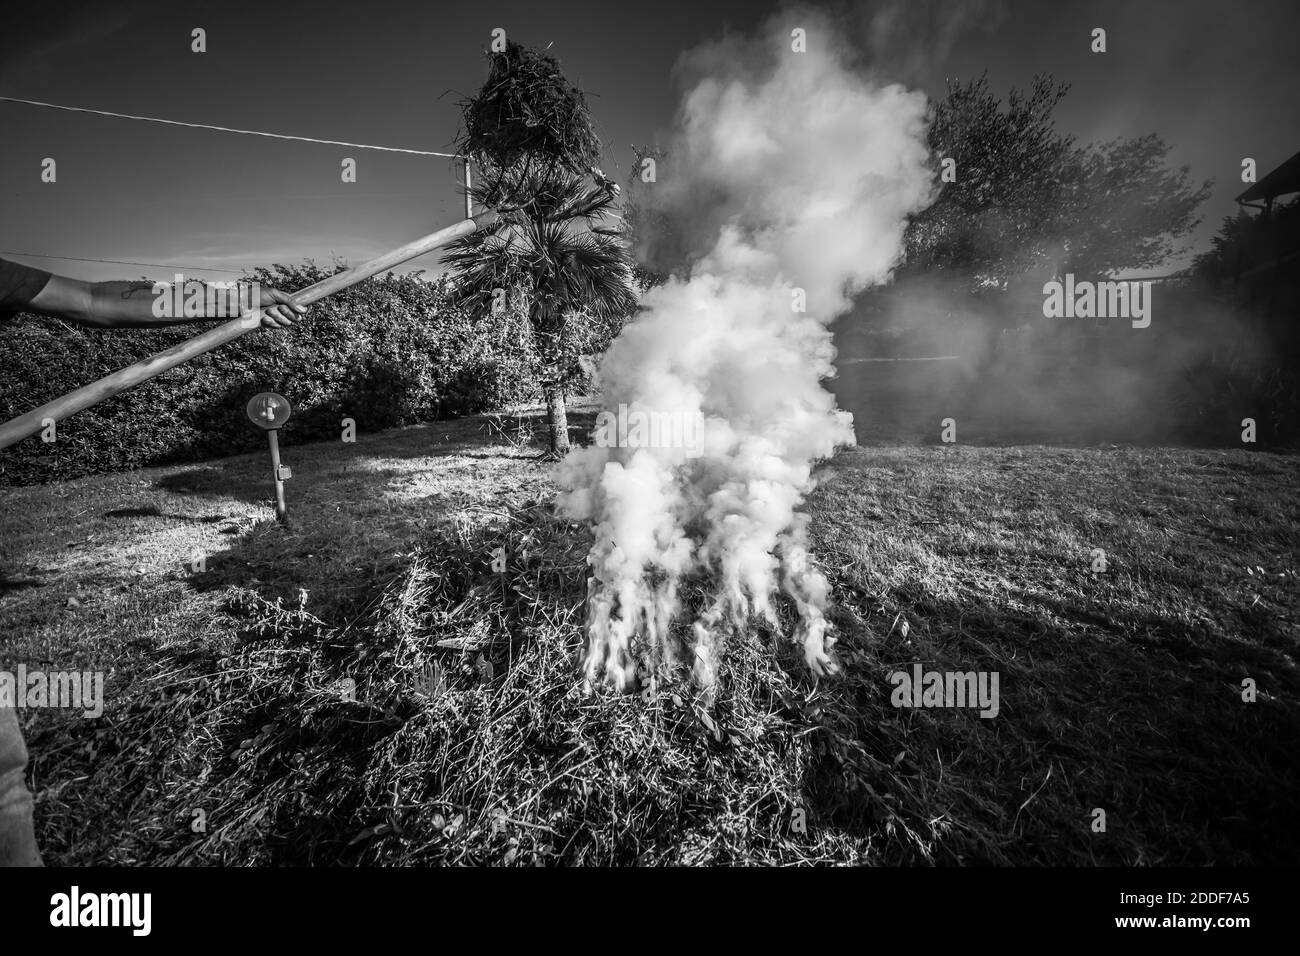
(0, 0), (1294, 938)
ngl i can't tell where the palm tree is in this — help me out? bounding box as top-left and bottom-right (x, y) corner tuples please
(442, 165), (637, 457)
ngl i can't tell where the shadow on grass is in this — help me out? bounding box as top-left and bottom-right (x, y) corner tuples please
(102, 505), (229, 523)
(153, 466), (267, 502)
(803, 575), (1300, 865)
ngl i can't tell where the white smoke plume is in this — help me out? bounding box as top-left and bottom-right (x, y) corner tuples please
(557, 8), (935, 693)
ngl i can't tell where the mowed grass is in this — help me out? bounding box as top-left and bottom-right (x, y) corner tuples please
(2, 410), (1297, 865)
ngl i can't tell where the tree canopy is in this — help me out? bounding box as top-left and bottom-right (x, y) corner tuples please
(902, 74), (1211, 288)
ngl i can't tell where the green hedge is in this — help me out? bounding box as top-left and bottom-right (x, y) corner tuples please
(0, 264), (537, 485)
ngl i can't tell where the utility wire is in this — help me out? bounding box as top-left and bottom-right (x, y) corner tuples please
(0, 96), (464, 273)
(0, 250), (247, 274)
(0, 95), (460, 157)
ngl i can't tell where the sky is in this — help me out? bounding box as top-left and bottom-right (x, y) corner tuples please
(1, 0), (1297, 283)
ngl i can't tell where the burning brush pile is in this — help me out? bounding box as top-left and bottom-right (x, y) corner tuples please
(558, 14), (935, 695)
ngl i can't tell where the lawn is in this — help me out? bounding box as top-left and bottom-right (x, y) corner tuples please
(2, 405), (1297, 865)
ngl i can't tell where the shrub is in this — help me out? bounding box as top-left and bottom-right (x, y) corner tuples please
(1173, 351), (1300, 447)
(0, 265), (538, 485)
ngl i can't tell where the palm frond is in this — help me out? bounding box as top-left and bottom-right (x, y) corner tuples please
(442, 163), (637, 372)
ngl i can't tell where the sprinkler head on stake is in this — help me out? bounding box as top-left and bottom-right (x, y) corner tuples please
(246, 392), (293, 523)
(246, 392), (292, 430)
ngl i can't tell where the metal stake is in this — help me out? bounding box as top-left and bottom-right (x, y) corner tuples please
(266, 428), (289, 523)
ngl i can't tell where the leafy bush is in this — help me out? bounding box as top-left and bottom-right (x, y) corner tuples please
(1174, 351), (1300, 447)
(0, 265), (537, 485)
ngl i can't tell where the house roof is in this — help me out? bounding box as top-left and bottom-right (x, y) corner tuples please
(1237, 149), (1300, 205)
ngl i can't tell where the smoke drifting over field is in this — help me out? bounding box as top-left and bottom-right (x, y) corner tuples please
(558, 9), (935, 691)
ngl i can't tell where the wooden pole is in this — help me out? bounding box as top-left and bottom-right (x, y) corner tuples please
(463, 157), (473, 219)
(267, 428), (288, 523)
(0, 210), (498, 451)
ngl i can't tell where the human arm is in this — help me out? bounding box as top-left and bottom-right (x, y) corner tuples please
(26, 274), (307, 329)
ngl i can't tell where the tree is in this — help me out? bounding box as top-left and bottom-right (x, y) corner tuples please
(1193, 197), (1300, 284)
(442, 165), (637, 456)
(901, 73), (1211, 290)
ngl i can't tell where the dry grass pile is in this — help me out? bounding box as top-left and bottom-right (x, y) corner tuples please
(36, 504), (896, 864)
